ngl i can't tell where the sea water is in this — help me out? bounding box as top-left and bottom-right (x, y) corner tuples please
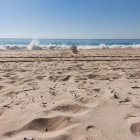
(0, 38), (140, 50)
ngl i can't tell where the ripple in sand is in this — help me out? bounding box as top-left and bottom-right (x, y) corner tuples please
(3, 115), (77, 137)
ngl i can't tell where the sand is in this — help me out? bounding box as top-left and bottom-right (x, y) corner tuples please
(0, 48), (140, 140)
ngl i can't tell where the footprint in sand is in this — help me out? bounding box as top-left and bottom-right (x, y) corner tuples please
(131, 98), (140, 108)
(87, 74), (97, 79)
(86, 125), (95, 132)
(73, 124), (110, 140)
(52, 104), (87, 113)
(86, 126), (110, 140)
(35, 75), (44, 80)
(127, 115), (140, 137)
(130, 122), (140, 136)
(61, 75), (71, 81)
(76, 95), (99, 108)
(0, 86), (4, 90)
(49, 75), (71, 82)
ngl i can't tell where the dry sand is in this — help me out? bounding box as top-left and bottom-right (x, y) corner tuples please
(0, 49), (140, 140)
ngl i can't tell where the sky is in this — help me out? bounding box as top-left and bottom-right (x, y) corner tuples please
(0, 0), (140, 39)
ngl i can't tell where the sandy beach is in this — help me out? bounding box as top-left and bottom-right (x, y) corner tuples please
(0, 48), (140, 140)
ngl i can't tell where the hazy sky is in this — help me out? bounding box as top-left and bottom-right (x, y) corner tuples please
(0, 0), (140, 38)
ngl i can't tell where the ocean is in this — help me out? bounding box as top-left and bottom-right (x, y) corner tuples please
(0, 38), (140, 50)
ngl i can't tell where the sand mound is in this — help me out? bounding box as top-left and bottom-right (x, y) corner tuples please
(4, 115), (76, 137)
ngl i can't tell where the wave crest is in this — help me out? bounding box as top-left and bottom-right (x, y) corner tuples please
(27, 39), (42, 50)
(0, 40), (140, 51)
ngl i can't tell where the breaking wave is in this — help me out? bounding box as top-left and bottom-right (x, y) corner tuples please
(27, 39), (42, 50)
(0, 39), (140, 50)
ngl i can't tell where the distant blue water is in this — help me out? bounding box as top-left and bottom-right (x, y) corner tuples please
(0, 38), (140, 50)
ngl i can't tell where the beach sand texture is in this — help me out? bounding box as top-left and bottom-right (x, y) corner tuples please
(0, 49), (140, 140)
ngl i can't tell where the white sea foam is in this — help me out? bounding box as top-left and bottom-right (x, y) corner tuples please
(0, 38), (140, 50)
(0, 45), (26, 50)
(0, 43), (140, 50)
(27, 39), (42, 50)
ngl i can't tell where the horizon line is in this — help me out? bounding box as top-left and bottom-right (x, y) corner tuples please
(0, 38), (140, 40)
